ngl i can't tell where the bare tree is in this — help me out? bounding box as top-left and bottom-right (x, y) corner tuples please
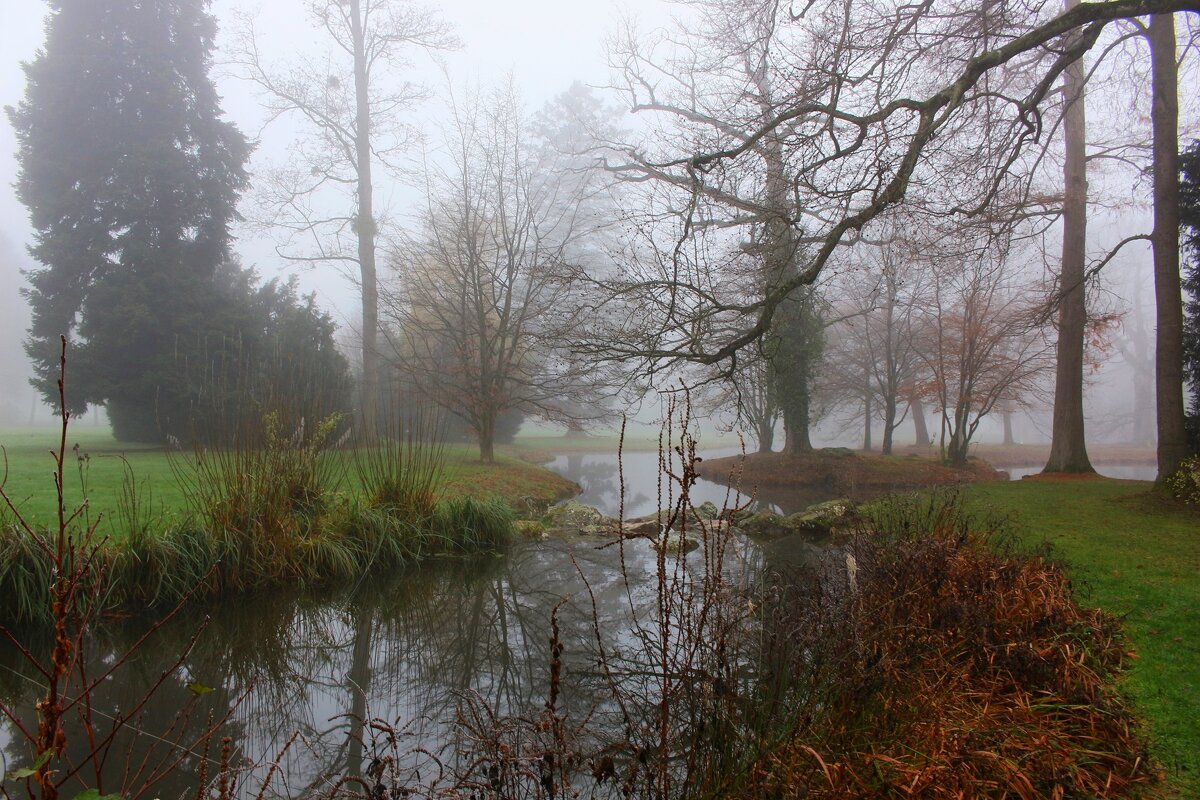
(824, 230), (932, 455)
(1044, 0), (1098, 473)
(586, 0), (1200, 394)
(918, 234), (1054, 466)
(233, 0), (458, 439)
(1150, 11), (1190, 478)
(697, 350), (780, 452)
(387, 83), (616, 461)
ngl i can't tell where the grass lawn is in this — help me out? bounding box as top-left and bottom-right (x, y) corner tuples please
(1, 426), (578, 535)
(967, 478), (1199, 797)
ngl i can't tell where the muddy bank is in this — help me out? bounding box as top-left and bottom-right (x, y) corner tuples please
(696, 448), (1005, 495)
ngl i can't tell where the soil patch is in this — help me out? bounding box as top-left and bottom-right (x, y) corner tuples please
(697, 449), (1004, 495)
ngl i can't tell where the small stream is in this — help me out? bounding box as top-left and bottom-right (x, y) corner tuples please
(548, 447), (868, 517)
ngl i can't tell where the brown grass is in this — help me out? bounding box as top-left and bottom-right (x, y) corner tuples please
(746, 497), (1155, 799)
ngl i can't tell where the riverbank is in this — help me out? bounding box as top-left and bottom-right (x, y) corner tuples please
(0, 427), (578, 531)
(966, 478), (1199, 797)
(0, 426), (579, 622)
(695, 447), (1005, 495)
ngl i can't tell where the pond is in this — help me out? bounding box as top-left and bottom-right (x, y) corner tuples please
(0, 520), (789, 796)
(0, 444), (851, 795)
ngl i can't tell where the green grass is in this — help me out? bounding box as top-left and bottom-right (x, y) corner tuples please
(966, 478), (1199, 797)
(1, 427), (578, 535)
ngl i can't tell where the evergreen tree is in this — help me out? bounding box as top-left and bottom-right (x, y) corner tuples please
(1180, 139), (1200, 451)
(7, 0), (250, 440)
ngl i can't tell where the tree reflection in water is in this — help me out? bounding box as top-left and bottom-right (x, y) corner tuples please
(3, 533), (770, 795)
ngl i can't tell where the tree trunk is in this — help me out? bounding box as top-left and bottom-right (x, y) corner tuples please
(479, 413), (496, 463)
(757, 417), (775, 453)
(351, 0), (379, 441)
(1043, 0), (1095, 474)
(1150, 12), (1188, 480)
(782, 399), (813, 454)
(911, 396), (930, 447)
(862, 391), (872, 452)
(565, 420), (587, 439)
(1003, 410), (1015, 445)
(882, 395), (896, 455)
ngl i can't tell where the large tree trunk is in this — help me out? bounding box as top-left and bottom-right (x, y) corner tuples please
(479, 412), (496, 463)
(1043, 0), (1095, 474)
(756, 416), (775, 453)
(1003, 409), (1016, 445)
(351, 0), (379, 441)
(781, 375), (813, 455)
(1150, 12), (1188, 480)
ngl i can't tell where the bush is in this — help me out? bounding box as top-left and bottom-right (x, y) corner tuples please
(1165, 455), (1200, 506)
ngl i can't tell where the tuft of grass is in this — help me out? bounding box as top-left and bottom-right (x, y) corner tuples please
(354, 412), (447, 517)
(430, 495), (514, 551)
(110, 518), (218, 608)
(0, 520), (57, 625)
(965, 478), (1200, 797)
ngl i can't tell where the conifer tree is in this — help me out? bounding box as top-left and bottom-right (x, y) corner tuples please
(8, 0), (250, 440)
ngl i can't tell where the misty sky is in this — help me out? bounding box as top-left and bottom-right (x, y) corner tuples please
(0, 0), (671, 327)
(0, 1), (1182, 444)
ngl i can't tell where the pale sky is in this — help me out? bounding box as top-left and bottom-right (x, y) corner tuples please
(0, 0), (670, 328)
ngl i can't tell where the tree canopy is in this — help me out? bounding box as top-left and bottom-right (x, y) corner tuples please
(8, 0), (252, 440)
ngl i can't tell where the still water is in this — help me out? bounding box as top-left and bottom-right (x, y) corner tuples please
(0, 506), (773, 795)
(548, 447), (876, 517)
(1000, 463), (1158, 481)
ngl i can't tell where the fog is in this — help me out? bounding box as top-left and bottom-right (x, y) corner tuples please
(0, 0), (1193, 468)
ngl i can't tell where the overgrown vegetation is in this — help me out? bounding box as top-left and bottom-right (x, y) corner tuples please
(967, 478), (1200, 797)
(1, 399), (517, 625)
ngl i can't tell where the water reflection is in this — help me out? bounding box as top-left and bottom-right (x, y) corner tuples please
(548, 449), (894, 517)
(1, 535), (768, 796)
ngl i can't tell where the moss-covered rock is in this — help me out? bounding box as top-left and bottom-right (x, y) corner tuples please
(740, 510), (791, 538)
(786, 498), (855, 533)
(543, 500), (607, 530)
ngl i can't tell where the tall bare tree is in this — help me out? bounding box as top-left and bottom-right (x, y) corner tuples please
(388, 84), (616, 461)
(1149, 12), (1189, 478)
(1044, 0), (1097, 473)
(234, 0), (457, 439)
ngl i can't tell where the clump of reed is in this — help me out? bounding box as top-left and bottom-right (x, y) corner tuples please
(354, 410), (446, 516)
(170, 409), (348, 591)
(349, 411), (514, 563)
